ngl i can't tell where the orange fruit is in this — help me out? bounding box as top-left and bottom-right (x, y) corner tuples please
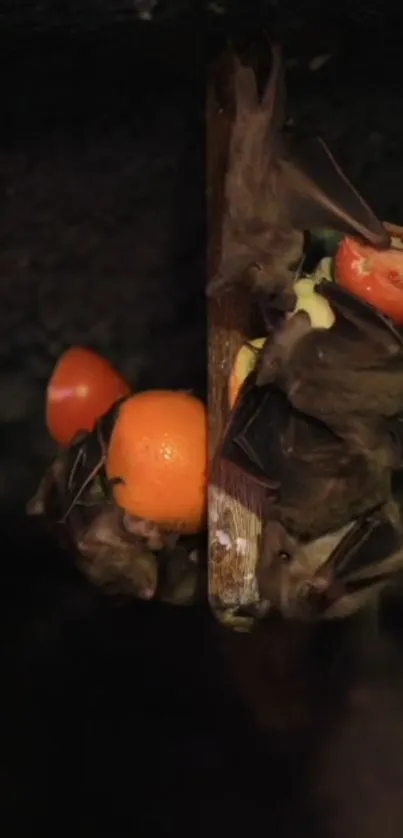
(105, 390), (207, 534)
(46, 347), (131, 447)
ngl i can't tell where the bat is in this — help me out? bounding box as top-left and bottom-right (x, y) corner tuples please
(27, 399), (123, 526)
(222, 380), (403, 619)
(219, 287), (403, 619)
(257, 501), (403, 620)
(27, 403), (202, 604)
(208, 41), (389, 310)
(255, 281), (403, 463)
(27, 403), (160, 600)
(221, 379), (394, 540)
(75, 504), (159, 599)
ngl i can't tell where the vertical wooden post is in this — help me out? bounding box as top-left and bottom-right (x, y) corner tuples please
(207, 61), (267, 630)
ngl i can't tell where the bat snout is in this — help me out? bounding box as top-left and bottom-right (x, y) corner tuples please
(288, 576), (332, 619)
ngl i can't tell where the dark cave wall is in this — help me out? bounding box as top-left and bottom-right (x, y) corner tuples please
(286, 48), (403, 225)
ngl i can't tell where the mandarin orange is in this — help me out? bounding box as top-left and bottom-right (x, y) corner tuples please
(105, 390), (207, 534)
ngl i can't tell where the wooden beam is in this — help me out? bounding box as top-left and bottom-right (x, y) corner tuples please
(207, 55), (266, 631)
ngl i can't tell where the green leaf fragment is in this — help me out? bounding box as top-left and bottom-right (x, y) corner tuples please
(308, 228), (344, 257)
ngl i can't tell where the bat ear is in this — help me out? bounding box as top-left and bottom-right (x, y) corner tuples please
(218, 39), (284, 123)
(331, 511), (403, 600)
(211, 43), (259, 118)
(225, 41), (285, 164)
(284, 136), (390, 248)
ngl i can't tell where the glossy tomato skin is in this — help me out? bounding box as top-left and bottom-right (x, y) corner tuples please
(335, 237), (403, 325)
(46, 347), (130, 447)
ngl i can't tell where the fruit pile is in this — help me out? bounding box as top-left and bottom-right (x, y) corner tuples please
(45, 346), (207, 535)
(29, 345), (207, 603)
(229, 233), (403, 406)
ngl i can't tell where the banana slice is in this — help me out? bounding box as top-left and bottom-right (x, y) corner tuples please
(293, 277), (335, 329)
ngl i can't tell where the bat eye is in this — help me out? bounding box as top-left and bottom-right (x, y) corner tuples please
(278, 550), (291, 563)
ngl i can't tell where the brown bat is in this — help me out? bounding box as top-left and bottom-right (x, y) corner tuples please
(208, 41), (389, 310)
(27, 403), (203, 605)
(257, 503), (403, 620)
(27, 419), (160, 600)
(221, 377), (403, 619)
(255, 281), (403, 461)
(220, 287), (403, 619)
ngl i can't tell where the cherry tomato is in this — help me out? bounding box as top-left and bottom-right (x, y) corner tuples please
(46, 347), (131, 446)
(335, 236), (403, 324)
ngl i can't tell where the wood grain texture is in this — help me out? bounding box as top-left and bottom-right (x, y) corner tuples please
(207, 54), (266, 626)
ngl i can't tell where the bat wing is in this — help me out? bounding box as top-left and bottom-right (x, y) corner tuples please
(229, 42), (285, 169)
(220, 373), (353, 494)
(210, 40), (389, 301)
(210, 44), (292, 296)
(59, 398), (124, 522)
(258, 42), (285, 146)
(283, 135), (390, 248)
(223, 44), (286, 233)
(276, 283), (403, 427)
(317, 279), (403, 358)
(314, 506), (403, 614)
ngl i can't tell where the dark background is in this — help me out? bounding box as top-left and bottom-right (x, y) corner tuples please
(1, 8), (403, 837)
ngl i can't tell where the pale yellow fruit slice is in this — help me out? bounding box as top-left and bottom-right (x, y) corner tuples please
(228, 337), (266, 409)
(292, 277), (335, 329)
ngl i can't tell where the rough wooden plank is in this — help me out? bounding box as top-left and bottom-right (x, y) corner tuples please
(207, 55), (266, 629)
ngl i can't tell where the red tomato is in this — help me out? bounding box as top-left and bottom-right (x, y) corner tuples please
(46, 347), (131, 446)
(335, 236), (403, 324)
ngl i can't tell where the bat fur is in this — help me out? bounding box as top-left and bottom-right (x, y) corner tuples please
(27, 437), (203, 605)
(208, 43), (389, 308)
(221, 284), (403, 620)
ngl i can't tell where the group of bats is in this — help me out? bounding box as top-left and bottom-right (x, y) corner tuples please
(28, 402), (204, 606)
(28, 41), (403, 623)
(210, 41), (403, 620)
